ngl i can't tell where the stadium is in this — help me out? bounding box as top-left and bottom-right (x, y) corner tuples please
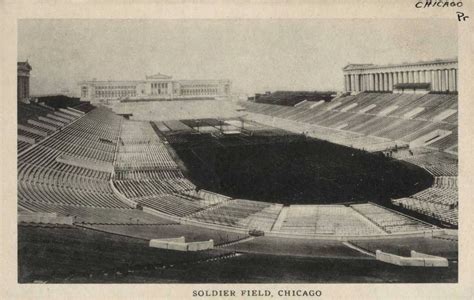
(17, 54), (458, 283)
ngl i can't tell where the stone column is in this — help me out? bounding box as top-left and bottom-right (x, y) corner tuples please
(453, 69), (457, 92)
(436, 69), (440, 91)
(446, 69), (451, 92)
(449, 69), (454, 92)
(381, 73), (385, 91)
(387, 73), (391, 91)
(438, 70), (444, 91)
(378, 73), (383, 91)
(439, 70), (444, 91)
(375, 73), (379, 91)
(370, 73), (375, 91)
(443, 70), (448, 92)
(380, 73), (384, 91)
(429, 70), (434, 90)
(420, 70), (425, 83)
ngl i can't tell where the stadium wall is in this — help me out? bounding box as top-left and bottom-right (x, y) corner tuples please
(375, 250), (448, 267)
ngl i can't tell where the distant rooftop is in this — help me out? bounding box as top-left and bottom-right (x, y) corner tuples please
(145, 73), (173, 80)
(344, 58), (457, 71)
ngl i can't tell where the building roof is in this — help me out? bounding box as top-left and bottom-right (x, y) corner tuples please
(146, 73), (172, 80)
(343, 64), (374, 71)
(343, 58), (457, 71)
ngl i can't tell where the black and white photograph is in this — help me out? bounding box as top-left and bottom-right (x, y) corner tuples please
(2, 1), (474, 298)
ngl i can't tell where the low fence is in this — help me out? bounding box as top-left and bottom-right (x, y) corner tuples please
(149, 237), (214, 252)
(376, 250), (449, 267)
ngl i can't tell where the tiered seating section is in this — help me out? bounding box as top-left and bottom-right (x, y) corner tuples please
(351, 203), (434, 233)
(188, 199), (282, 231)
(275, 205), (385, 236)
(18, 100), (449, 237)
(17, 107), (169, 226)
(402, 151), (458, 176)
(392, 176), (458, 226)
(115, 122), (189, 192)
(113, 120), (284, 231)
(274, 203), (433, 236)
(113, 120), (231, 217)
(243, 92), (458, 153)
(17, 102), (85, 152)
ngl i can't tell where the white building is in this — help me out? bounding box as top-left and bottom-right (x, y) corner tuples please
(78, 73), (231, 103)
(343, 58), (458, 94)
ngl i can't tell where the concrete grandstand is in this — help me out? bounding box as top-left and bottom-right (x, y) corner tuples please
(18, 82), (458, 283)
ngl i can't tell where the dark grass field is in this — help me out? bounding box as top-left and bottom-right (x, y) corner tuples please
(18, 225), (457, 283)
(171, 134), (434, 205)
(226, 236), (370, 259)
(18, 224), (231, 283)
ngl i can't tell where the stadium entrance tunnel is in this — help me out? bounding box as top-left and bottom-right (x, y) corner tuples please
(167, 131), (434, 206)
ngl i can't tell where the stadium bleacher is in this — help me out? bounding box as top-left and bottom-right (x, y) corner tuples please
(17, 105), (171, 226)
(18, 93), (456, 239)
(351, 203), (434, 233)
(243, 92), (458, 154)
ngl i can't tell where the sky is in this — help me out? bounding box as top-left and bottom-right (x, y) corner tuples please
(18, 19), (457, 96)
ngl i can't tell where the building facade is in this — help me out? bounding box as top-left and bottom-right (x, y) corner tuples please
(343, 58), (458, 93)
(78, 73), (231, 103)
(18, 61), (32, 102)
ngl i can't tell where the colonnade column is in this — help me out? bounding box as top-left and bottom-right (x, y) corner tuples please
(448, 70), (454, 92)
(452, 69), (457, 92)
(370, 73), (375, 91)
(438, 70), (443, 91)
(379, 73), (384, 91)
